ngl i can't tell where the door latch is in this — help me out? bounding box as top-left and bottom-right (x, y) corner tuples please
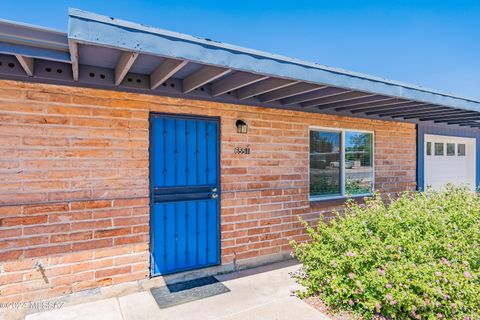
(211, 193), (218, 199)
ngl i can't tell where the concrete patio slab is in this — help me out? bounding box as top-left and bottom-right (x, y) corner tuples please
(24, 260), (330, 320)
(219, 297), (330, 320)
(118, 292), (160, 320)
(26, 298), (123, 320)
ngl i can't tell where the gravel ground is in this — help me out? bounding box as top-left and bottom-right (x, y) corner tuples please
(304, 296), (358, 320)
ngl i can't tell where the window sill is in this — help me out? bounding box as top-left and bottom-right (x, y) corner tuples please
(309, 194), (372, 207)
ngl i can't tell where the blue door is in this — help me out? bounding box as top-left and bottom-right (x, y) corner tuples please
(149, 113), (220, 276)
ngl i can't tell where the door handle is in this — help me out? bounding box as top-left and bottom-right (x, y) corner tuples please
(211, 193), (218, 199)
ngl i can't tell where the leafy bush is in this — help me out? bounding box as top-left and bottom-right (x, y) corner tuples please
(292, 185), (479, 319)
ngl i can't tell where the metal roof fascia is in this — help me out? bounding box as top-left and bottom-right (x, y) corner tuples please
(67, 8), (480, 113)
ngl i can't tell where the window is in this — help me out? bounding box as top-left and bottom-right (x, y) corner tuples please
(447, 143), (455, 156)
(426, 142), (432, 155)
(310, 128), (373, 199)
(458, 143), (466, 156)
(309, 130), (341, 197)
(434, 143), (444, 156)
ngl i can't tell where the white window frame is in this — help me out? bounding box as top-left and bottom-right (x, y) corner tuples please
(309, 126), (375, 201)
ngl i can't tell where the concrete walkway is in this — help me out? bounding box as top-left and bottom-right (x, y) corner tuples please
(25, 260), (330, 320)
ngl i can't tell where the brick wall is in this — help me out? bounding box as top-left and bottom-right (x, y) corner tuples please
(0, 80), (417, 301)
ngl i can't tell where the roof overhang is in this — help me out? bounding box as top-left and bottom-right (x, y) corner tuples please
(1, 8), (480, 128)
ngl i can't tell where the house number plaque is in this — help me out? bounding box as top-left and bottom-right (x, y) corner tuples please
(233, 147), (251, 155)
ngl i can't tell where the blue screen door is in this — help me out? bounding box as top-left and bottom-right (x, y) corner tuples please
(150, 113), (220, 276)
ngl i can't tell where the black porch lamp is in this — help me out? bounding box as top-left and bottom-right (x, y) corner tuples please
(236, 120), (248, 134)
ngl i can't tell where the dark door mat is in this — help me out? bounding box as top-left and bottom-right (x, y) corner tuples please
(150, 276), (230, 309)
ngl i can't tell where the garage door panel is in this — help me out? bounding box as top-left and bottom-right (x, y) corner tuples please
(424, 134), (476, 191)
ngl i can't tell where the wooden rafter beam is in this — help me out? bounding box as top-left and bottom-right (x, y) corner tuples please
(350, 102), (426, 114)
(303, 91), (374, 108)
(237, 78), (298, 100)
(430, 115), (480, 123)
(402, 110), (476, 120)
(211, 72), (268, 97)
(386, 106), (452, 119)
(281, 87), (347, 105)
(115, 51), (139, 85)
(15, 55), (34, 76)
(68, 40), (79, 81)
(316, 95), (393, 110)
(183, 66), (231, 93)
(334, 98), (405, 112)
(259, 83), (324, 103)
(150, 58), (188, 89)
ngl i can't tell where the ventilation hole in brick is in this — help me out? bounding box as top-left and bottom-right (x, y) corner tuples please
(227, 91), (231, 95)
(0, 61), (2, 67)
(56, 69), (63, 74)
(45, 67), (52, 72)
(200, 87), (205, 92)
(89, 72), (95, 77)
(127, 78), (133, 82)
(8, 63), (15, 68)
(100, 74), (106, 79)
(162, 82), (167, 87)
(136, 79), (141, 83)
(170, 83), (175, 88)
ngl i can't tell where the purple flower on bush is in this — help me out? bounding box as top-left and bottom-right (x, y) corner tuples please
(463, 271), (471, 279)
(346, 251), (357, 257)
(348, 272), (355, 279)
(375, 303), (382, 310)
(386, 283), (392, 289)
(390, 300), (397, 305)
(348, 299), (354, 306)
(437, 313), (444, 319)
(377, 268), (386, 276)
(386, 293), (393, 301)
(435, 271), (442, 277)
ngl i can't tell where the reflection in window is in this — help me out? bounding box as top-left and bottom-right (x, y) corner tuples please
(310, 131), (341, 197)
(458, 144), (466, 156)
(447, 143), (455, 156)
(345, 132), (373, 195)
(435, 143), (444, 156)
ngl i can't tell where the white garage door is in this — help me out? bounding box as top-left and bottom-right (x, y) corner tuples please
(424, 134), (476, 191)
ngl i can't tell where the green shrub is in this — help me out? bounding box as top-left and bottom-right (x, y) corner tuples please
(292, 185), (479, 319)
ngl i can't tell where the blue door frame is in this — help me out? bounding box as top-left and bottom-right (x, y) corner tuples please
(149, 113), (221, 276)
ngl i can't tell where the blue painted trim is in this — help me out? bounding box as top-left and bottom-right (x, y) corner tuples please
(68, 8), (480, 113)
(417, 123), (480, 190)
(0, 42), (70, 63)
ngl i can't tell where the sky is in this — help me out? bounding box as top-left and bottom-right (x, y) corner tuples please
(2, 1), (480, 100)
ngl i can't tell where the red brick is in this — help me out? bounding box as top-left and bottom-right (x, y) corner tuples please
(71, 239), (112, 251)
(94, 227), (131, 238)
(0, 79), (416, 302)
(0, 215), (48, 227)
(95, 265), (131, 278)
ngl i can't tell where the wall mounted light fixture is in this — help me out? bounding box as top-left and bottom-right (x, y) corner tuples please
(236, 119), (248, 134)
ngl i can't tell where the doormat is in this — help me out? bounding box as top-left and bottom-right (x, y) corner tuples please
(150, 276), (230, 309)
